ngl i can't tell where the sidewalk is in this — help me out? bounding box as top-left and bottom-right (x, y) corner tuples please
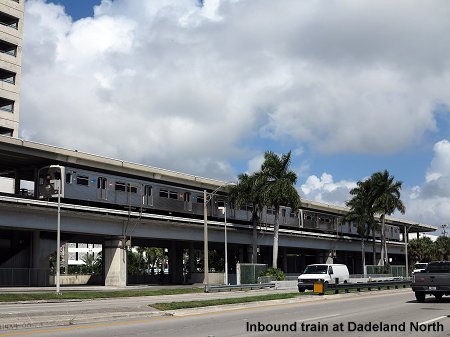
(0, 283), (205, 293)
(0, 286), (301, 331)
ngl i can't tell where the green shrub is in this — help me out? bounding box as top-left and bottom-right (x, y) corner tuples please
(260, 267), (285, 281)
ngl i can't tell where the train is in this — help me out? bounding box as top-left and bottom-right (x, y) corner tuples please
(37, 165), (401, 241)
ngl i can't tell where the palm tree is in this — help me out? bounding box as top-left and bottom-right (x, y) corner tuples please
(371, 170), (405, 266)
(345, 180), (377, 275)
(347, 179), (379, 266)
(228, 173), (266, 263)
(259, 151), (301, 269)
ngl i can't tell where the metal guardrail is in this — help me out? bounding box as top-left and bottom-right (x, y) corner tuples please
(204, 283), (275, 293)
(317, 279), (411, 294)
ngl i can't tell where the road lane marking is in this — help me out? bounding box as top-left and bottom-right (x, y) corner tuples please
(419, 316), (447, 325)
(298, 314), (340, 322)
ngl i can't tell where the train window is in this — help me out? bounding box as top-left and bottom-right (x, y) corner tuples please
(54, 172), (61, 180)
(247, 205), (253, 213)
(305, 214), (313, 220)
(159, 189), (169, 198)
(290, 211), (296, 218)
(144, 185), (152, 196)
(76, 175), (89, 186)
(281, 209), (286, 217)
(115, 182), (126, 191)
(217, 199), (225, 208)
(267, 207), (275, 215)
(240, 205), (247, 211)
(66, 173), (72, 184)
(169, 191), (178, 200)
(127, 184), (138, 193)
(196, 196), (204, 204)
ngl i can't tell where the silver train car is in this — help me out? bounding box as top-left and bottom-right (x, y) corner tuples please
(37, 165), (400, 241)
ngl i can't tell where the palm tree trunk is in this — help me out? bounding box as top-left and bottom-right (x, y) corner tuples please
(272, 210), (280, 268)
(372, 231), (376, 266)
(252, 214), (258, 263)
(361, 238), (366, 277)
(380, 214), (386, 266)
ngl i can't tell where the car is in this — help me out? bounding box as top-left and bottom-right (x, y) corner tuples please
(297, 264), (350, 292)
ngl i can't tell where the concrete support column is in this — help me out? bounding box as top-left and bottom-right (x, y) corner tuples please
(247, 245), (253, 263)
(189, 242), (195, 274)
(325, 250), (334, 264)
(14, 169), (20, 195)
(282, 247), (288, 273)
(103, 237), (127, 287)
(169, 242), (184, 284)
(31, 231), (56, 286)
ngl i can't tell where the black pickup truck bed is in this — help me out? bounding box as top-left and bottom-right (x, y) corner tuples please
(411, 261), (450, 302)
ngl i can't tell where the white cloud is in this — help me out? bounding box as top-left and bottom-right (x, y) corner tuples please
(21, 0), (450, 181)
(401, 140), (450, 231)
(299, 139), (450, 233)
(300, 173), (356, 206)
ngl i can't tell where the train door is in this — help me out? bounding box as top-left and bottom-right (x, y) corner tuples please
(97, 177), (107, 200)
(143, 185), (153, 207)
(184, 192), (192, 212)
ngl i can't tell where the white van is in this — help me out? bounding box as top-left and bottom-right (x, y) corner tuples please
(297, 264), (350, 292)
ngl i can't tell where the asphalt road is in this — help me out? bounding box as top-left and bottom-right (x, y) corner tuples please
(0, 290), (449, 337)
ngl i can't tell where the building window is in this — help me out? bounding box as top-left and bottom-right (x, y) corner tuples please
(0, 12), (19, 29)
(115, 182), (126, 191)
(0, 69), (15, 84)
(0, 39), (17, 56)
(0, 98), (14, 112)
(0, 126), (13, 136)
(76, 175), (89, 186)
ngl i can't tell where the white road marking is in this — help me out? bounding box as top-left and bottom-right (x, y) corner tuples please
(419, 316), (447, 325)
(298, 314), (340, 322)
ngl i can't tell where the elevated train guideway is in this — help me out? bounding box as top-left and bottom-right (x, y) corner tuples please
(0, 135), (437, 287)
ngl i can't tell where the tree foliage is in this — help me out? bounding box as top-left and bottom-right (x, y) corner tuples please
(229, 150), (300, 268)
(345, 169), (405, 266)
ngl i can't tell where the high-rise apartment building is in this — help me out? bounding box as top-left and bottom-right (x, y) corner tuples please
(0, 0), (24, 138)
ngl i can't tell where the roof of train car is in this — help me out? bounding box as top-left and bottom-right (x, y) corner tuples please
(0, 135), (226, 190)
(0, 135), (437, 233)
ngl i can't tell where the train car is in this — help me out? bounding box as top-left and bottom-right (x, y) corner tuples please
(38, 165), (226, 219)
(37, 165), (401, 241)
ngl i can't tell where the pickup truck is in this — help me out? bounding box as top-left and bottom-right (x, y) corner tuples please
(411, 261), (450, 302)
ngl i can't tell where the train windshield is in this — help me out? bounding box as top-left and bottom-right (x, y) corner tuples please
(38, 166), (62, 198)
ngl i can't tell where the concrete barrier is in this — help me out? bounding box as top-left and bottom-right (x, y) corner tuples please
(49, 274), (102, 286)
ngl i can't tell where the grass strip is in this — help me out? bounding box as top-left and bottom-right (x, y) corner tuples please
(151, 292), (305, 311)
(151, 285), (407, 310)
(0, 287), (203, 302)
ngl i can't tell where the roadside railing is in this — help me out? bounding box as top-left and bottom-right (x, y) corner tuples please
(204, 283), (275, 293)
(315, 279), (411, 295)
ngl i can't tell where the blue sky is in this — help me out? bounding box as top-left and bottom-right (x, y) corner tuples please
(47, 0), (101, 20)
(20, 1), (450, 233)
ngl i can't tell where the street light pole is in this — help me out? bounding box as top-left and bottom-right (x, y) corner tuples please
(51, 179), (61, 294)
(203, 182), (235, 286)
(219, 205), (228, 285)
(57, 182), (61, 294)
(203, 189), (209, 285)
